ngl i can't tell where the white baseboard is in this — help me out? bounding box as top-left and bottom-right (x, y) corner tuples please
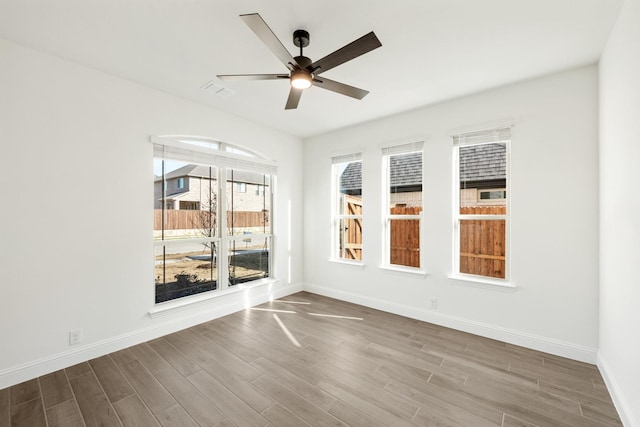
(0, 281), (303, 390)
(303, 283), (598, 364)
(598, 352), (637, 427)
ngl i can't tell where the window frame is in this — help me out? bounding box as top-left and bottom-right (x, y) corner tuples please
(452, 128), (511, 285)
(381, 142), (424, 272)
(330, 153), (363, 265)
(152, 135), (276, 306)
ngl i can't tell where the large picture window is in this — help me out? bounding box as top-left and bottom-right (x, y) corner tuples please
(331, 153), (363, 262)
(453, 127), (510, 281)
(383, 142), (423, 269)
(153, 136), (275, 304)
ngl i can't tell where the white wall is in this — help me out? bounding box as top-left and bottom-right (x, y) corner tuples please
(0, 38), (304, 388)
(304, 65), (600, 362)
(599, 0), (640, 424)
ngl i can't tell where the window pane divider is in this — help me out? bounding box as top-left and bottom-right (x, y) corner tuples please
(227, 233), (272, 241)
(153, 237), (221, 246)
(458, 214), (507, 220)
(388, 214), (422, 220)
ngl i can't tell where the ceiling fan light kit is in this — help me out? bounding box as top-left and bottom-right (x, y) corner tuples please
(290, 70), (313, 89)
(217, 13), (382, 110)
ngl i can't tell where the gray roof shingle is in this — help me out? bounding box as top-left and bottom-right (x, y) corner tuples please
(339, 144), (505, 190)
(459, 143), (506, 182)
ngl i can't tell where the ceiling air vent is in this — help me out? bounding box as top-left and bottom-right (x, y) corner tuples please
(201, 81), (237, 98)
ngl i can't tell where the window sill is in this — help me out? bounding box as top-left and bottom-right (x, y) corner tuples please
(329, 259), (365, 269)
(379, 265), (428, 278)
(148, 277), (277, 318)
(448, 274), (516, 292)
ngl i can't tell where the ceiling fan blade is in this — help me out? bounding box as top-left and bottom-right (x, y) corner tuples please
(240, 13), (300, 70)
(217, 74), (289, 81)
(285, 87), (303, 110)
(309, 32), (381, 75)
(312, 77), (369, 99)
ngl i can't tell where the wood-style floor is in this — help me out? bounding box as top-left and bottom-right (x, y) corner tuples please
(0, 292), (622, 427)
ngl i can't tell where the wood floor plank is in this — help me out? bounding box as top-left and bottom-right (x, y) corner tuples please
(10, 398), (47, 427)
(89, 355), (135, 403)
(327, 399), (389, 427)
(65, 362), (91, 380)
(0, 388), (9, 427)
(9, 379), (39, 407)
(252, 374), (347, 427)
(136, 352), (227, 427)
(192, 354), (274, 413)
(147, 338), (201, 377)
(68, 371), (123, 427)
(187, 370), (268, 427)
(155, 404), (198, 427)
(0, 292), (623, 427)
(312, 358), (420, 419)
(178, 329), (263, 382)
(39, 370), (73, 409)
(119, 360), (176, 415)
(251, 357), (336, 411)
(317, 378), (405, 425)
(385, 379), (502, 427)
(502, 413), (540, 427)
(110, 348), (137, 366)
(45, 399), (85, 427)
(261, 403), (312, 427)
(163, 334), (274, 413)
(113, 394), (160, 427)
(429, 372), (610, 427)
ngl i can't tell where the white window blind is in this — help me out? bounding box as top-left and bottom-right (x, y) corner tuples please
(381, 141), (424, 156)
(153, 143), (277, 175)
(331, 152), (362, 164)
(453, 127), (511, 147)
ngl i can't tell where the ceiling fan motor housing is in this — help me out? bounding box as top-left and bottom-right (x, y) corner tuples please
(293, 29), (309, 48)
(293, 55), (312, 70)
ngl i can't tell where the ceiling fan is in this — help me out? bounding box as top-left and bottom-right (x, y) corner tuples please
(217, 13), (382, 110)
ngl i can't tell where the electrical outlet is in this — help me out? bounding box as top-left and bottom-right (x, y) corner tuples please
(69, 329), (82, 345)
(430, 298), (438, 310)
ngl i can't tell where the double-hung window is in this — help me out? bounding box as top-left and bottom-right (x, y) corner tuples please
(453, 127), (510, 281)
(153, 136), (275, 304)
(382, 142), (424, 269)
(331, 153), (363, 263)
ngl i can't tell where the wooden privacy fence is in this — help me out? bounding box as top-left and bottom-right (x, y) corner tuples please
(459, 206), (506, 278)
(386, 205), (506, 276)
(341, 195), (363, 260)
(390, 206), (422, 267)
(154, 209), (267, 231)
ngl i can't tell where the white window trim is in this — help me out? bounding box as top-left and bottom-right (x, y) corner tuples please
(152, 135), (276, 307)
(381, 142), (425, 273)
(452, 128), (511, 286)
(330, 154), (363, 265)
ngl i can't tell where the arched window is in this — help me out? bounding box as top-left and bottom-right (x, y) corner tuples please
(151, 135), (276, 304)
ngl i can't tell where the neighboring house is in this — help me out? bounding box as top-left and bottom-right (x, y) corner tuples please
(339, 146), (506, 208)
(459, 143), (506, 207)
(154, 164), (270, 212)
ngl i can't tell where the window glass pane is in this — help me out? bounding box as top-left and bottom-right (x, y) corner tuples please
(155, 242), (217, 303)
(338, 161), (362, 213)
(334, 159), (362, 261)
(337, 218), (363, 261)
(229, 237), (270, 286)
(459, 143), (507, 214)
(154, 159), (218, 240)
(389, 218), (420, 267)
(459, 219), (505, 278)
(389, 152), (422, 214)
(227, 169), (271, 236)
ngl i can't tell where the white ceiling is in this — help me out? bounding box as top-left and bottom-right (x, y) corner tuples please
(0, 0), (624, 138)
